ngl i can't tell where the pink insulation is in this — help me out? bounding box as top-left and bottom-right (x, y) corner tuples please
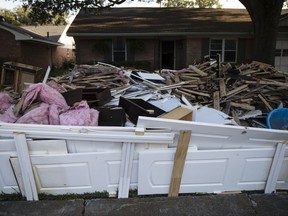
(0, 105), (19, 123)
(0, 93), (12, 111)
(16, 103), (50, 125)
(22, 83), (69, 111)
(59, 100), (99, 126)
(0, 84), (101, 126)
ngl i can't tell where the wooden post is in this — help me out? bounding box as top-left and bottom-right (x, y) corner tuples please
(168, 130), (192, 197)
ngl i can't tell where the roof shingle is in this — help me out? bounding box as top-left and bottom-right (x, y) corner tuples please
(67, 8), (254, 36)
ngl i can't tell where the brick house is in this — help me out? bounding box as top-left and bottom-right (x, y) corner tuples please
(67, 8), (288, 72)
(22, 25), (75, 68)
(0, 17), (75, 71)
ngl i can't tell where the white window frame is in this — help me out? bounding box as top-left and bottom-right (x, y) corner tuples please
(112, 39), (127, 62)
(209, 39), (238, 63)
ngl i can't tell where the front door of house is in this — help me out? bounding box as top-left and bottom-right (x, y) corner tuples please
(161, 40), (174, 69)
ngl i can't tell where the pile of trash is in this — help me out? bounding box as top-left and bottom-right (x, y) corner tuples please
(1, 60), (288, 129)
(0, 82), (99, 126)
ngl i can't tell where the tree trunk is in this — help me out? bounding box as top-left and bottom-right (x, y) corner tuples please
(239, 0), (284, 65)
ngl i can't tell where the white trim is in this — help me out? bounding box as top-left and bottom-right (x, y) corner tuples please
(209, 38), (238, 63)
(265, 142), (287, 193)
(13, 133), (38, 200)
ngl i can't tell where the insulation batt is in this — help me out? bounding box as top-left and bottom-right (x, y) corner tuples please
(0, 84), (99, 126)
(22, 83), (69, 111)
(0, 93), (12, 111)
(0, 105), (19, 123)
(16, 103), (50, 124)
(59, 100), (99, 126)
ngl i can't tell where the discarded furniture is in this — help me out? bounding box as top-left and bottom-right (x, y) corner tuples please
(1, 62), (42, 93)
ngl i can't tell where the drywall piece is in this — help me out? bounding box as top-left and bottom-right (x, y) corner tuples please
(149, 97), (181, 112)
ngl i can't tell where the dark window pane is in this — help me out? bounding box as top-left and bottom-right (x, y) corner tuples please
(114, 52), (125, 62)
(113, 39), (125, 51)
(224, 51), (236, 62)
(275, 49), (282, 56)
(282, 49), (288, 56)
(210, 40), (222, 50)
(210, 51), (221, 59)
(225, 40), (236, 50)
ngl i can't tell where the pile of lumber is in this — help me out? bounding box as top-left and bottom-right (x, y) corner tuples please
(50, 63), (130, 90)
(160, 61), (288, 126)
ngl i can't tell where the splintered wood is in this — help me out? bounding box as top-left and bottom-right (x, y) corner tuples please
(50, 63), (130, 89)
(2, 60), (286, 128)
(161, 61), (288, 126)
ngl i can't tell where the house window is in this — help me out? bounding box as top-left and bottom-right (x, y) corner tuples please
(275, 40), (288, 72)
(210, 39), (237, 62)
(113, 39), (126, 62)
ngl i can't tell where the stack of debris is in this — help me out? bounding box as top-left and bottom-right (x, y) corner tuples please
(159, 61), (288, 127)
(0, 60), (287, 128)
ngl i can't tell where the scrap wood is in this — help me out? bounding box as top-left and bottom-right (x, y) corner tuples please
(2, 58), (288, 129)
(188, 65), (208, 77)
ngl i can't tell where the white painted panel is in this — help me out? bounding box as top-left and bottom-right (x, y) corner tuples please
(31, 153), (118, 194)
(29, 152), (139, 195)
(137, 117), (288, 149)
(34, 163), (91, 188)
(276, 148), (288, 190)
(67, 140), (122, 153)
(0, 139), (16, 152)
(9, 158), (24, 195)
(27, 140), (67, 155)
(138, 148), (277, 195)
(0, 153), (19, 193)
(67, 140), (168, 153)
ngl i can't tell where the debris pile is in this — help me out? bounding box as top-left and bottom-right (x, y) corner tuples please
(159, 61), (288, 127)
(1, 60), (287, 128)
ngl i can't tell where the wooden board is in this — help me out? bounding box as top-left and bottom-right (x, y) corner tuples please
(168, 130), (192, 197)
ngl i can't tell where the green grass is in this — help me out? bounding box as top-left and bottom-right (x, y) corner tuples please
(0, 191), (110, 201)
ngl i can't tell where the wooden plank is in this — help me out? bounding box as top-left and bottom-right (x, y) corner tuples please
(258, 94), (273, 111)
(245, 80), (288, 88)
(219, 79), (226, 97)
(230, 102), (255, 111)
(179, 88), (210, 98)
(0, 67), (5, 86)
(188, 65), (208, 77)
(160, 107), (192, 121)
(213, 91), (220, 110)
(168, 130), (192, 197)
(226, 84), (249, 97)
(231, 109), (241, 126)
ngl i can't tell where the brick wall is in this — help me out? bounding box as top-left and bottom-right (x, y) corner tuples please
(20, 42), (52, 70)
(76, 39), (105, 64)
(0, 29), (22, 63)
(52, 47), (75, 68)
(186, 38), (202, 65)
(134, 39), (156, 69)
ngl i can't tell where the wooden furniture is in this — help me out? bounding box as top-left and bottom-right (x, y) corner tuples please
(1, 62), (42, 93)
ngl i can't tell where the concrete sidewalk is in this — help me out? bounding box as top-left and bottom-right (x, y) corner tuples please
(0, 193), (288, 216)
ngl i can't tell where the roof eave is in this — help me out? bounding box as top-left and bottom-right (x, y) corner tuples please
(0, 24), (61, 46)
(68, 32), (254, 37)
